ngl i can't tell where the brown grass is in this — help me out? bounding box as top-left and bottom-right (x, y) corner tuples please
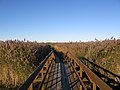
(0, 40), (51, 89)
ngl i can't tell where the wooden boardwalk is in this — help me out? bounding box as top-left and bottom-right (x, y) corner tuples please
(19, 50), (114, 90)
(43, 53), (82, 90)
(44, 53), (71, 90)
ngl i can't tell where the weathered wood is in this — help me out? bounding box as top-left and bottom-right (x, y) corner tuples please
(38, 58), (54, 89)
(67, 52), (113, 90)
(18, 50), (53, 90)
(18, 49), (113, 90)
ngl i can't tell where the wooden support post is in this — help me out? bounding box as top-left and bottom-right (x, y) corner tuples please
(79, 66), (83, 90)
(70, 64), (72, 71)
(86, 73), (96, 90)
(42, 84), (44, 90)
(28, 83), (33, 90)
(73, 61), (77, 79)
(41, 68), (44, 80)
(73, 72), (76, 79)
(80, 84), (82, 90)
(46, 62), (49, 79)
(80, 66), (83, 78)
(92, 82), (96, 90)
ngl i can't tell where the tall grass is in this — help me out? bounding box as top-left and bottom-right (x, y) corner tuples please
(0, 40), (51, 89)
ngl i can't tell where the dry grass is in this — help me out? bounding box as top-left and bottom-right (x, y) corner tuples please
(0, 40), (51, 89)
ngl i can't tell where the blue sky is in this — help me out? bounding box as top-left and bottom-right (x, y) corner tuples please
(0, 0), (120, 42)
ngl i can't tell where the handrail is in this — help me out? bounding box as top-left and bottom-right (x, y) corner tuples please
(67, 52), (113, 90)
(80, 57), (120, 82)
(67, 59), (87, 90)
(18, 50), (53, 90)
(38, 57), (54, 89)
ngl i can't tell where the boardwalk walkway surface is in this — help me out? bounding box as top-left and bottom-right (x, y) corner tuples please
(44, 53), (71, 90)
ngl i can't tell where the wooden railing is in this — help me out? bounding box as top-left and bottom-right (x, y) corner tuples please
(18, 49), (113, 90)
(66, 52), (113, 90)
(80, 57), (120, 89)
(18, 50), (54, 90)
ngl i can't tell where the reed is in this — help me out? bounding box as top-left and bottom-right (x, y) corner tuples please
(0, 40), (51, 89)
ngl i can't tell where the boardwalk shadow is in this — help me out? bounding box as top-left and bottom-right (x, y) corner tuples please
(54, 50), (81, 89)
(79, 57), (120, 90)
(44, 63), (62, 90)
(54, 50), (65, 63)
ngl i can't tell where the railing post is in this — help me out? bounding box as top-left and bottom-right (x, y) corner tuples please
(73, 61), (77, 78)
(70, 59), (73, 71)
(41, 68), (44, 80)
(28, 83), (33, 90)
(80, 85), (82, 90)
(79, 66), (83, 90)
(92, 82), (96, 90)
(46, 61), (49, 79)
(42, 84), (44, 90)
(80, 66), (83, 78)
